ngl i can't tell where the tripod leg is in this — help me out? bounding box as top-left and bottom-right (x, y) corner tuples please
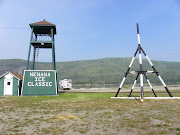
(140, 46), (173, 97)
(158, 75), (173, 97)
(115, 77), (125, 97)
(144, 74), (157, 97)
(129, 74), (139, 97)
(141, 46), (154, 68)
(115, 48), (138, 97)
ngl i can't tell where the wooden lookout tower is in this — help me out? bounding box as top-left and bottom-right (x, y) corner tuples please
(22, 20), (58, 96)
(27, 19), (56, 70)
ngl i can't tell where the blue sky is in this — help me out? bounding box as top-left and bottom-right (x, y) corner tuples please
(0, 0), (180, 62)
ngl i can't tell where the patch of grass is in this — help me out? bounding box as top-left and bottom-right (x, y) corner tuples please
(11, 129), (20, 132)
(13, 125), (19, 128)
(78, 129), (87, 133)
(156, 124), (162, 127)
(140, 126), (148, 130)
(176, 128), (180, 135)
(159, 130), (168, 134)
(163, 123), (169, 127)
(41, 128), (51, 134)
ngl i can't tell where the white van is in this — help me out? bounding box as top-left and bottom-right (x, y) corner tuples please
(59, 79), (72, 90)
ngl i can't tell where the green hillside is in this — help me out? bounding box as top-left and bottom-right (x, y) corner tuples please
(0, 58), (180, 85)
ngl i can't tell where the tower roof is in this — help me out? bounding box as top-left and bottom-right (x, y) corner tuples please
(29, 19), (56, 34)
(29, 20), (55, 26)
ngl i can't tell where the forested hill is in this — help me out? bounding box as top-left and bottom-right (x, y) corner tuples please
(0, 58), (180, 85)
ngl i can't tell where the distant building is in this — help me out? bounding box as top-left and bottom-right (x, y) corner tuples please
(0, 71), (23, 96)
(59, 79), (72, 90)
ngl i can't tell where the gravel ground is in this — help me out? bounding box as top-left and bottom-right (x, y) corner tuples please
(0, 93), (180, 135)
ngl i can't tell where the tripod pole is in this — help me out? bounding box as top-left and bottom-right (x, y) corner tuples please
(137, 23), (144, 102)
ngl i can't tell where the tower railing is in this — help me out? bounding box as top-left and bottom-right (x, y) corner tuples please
(32, 34), (52, 41)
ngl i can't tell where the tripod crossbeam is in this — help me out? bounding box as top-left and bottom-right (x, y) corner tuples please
(129, 71), (158, 74)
